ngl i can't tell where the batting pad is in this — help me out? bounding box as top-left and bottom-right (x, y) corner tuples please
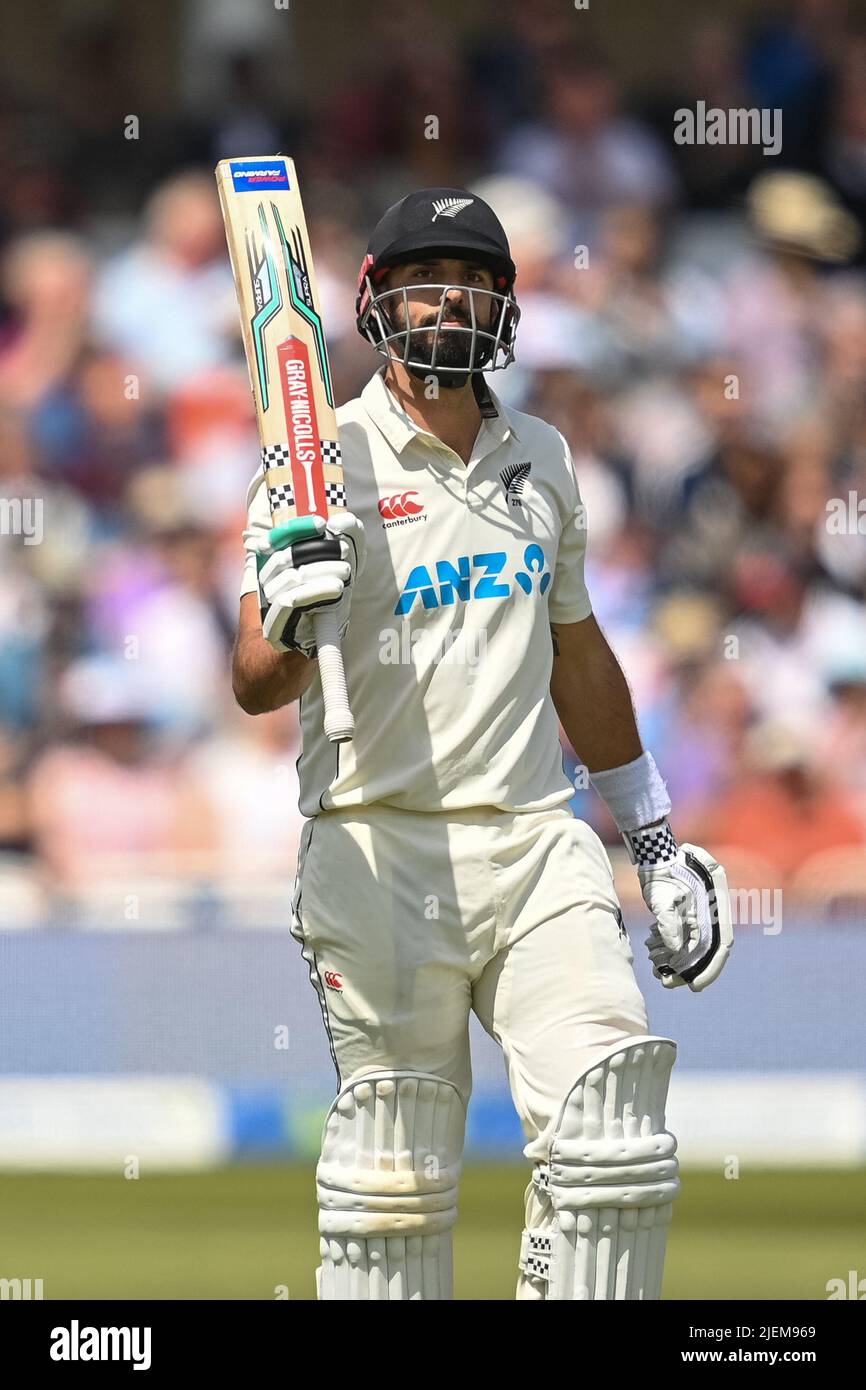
(518, 1036), (680, 1300)
(316, 1071), (465, 1300)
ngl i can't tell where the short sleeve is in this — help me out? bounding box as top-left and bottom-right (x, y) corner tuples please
(547, 433), (593, 624)
(239, 469), (272, 598)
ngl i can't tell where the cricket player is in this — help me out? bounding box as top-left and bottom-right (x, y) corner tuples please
(232, 187), (733, 1301)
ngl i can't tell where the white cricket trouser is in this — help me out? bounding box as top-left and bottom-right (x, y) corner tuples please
(291, 804), (650, 1161)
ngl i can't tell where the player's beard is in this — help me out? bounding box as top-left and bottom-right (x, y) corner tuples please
(391, 302), (490, 388)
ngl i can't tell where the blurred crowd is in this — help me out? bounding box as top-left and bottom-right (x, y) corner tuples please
(2, 0), (866, 907)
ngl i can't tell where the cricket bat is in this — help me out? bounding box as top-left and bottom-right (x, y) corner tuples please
(215, 155), (353, 743)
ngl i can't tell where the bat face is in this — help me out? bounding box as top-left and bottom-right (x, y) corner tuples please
(216, 157), (346, 526)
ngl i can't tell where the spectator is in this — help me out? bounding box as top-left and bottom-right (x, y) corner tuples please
(0, 232), (92, 411)
(187, 704), (305, 879)
(27, 656), (212, 891)
(92, 171), (235, 393)
(497, 49), (678, 246)
(695, 718), (866, 882)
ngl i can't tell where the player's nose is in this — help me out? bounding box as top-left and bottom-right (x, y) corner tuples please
(441, 285), (470, 319)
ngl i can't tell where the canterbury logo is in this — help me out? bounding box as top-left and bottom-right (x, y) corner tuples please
(501, 461), (531, 505)
(379, 491), (424, 520)
(323, 970), (343, 991)
(431, 197), (474, 221)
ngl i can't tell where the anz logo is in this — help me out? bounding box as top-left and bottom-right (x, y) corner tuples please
(395, 544), (551, 614)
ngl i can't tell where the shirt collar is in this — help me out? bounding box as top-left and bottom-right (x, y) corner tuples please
(360, 367), (521, 455)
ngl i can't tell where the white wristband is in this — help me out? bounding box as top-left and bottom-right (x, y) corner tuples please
(588, 750), (671, 834)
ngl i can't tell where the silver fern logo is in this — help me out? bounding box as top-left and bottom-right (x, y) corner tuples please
(500, 461), (531, 506)
(431, 197), (474, 222)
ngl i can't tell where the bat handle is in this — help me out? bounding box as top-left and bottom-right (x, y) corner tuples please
(314, 609), (354, 743)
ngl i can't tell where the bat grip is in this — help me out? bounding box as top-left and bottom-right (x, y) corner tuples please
(314, 608), (354, 743)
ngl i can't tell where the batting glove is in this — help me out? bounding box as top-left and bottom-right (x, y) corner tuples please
(255, 512), (365, 657)
(623, 822), (733, 992)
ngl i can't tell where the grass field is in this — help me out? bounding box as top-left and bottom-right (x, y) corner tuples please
(1, 1165), (863, 1300)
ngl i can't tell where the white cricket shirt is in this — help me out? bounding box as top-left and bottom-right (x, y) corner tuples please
(240, 367), (592, 816)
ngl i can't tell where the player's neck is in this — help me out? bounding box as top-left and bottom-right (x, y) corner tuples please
(384, 364), (481, 466)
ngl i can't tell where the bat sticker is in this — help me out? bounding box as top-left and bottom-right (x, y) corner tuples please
(229, 159), (290, 193)
(245, 204), (283, 413)
(272, 207), (335, 410)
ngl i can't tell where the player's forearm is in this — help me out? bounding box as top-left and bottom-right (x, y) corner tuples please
(550, 619), (643, 772)
(232, 629), (315, 714)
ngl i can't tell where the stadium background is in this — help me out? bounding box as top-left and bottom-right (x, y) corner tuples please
(1, 0), (865, 1298)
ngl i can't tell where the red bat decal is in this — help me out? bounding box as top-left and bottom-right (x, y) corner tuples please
(277, 337), (328, 517)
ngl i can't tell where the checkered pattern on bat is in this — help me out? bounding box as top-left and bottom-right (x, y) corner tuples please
(261, 443), (292, 471)
(266, 482), (296, 512)
(266, 479), (348, 513)
(624, 820), (679, 867)
(324, 481), (347, 507)
(261, 439), (343, 473)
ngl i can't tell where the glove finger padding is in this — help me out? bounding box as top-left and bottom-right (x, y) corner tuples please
(638, 877), (691, 955)
(322, 511), (367, 578)
(644, 927), (687, 988)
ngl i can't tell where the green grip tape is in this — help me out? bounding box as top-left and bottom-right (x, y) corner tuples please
(256, 516), (322, 574)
